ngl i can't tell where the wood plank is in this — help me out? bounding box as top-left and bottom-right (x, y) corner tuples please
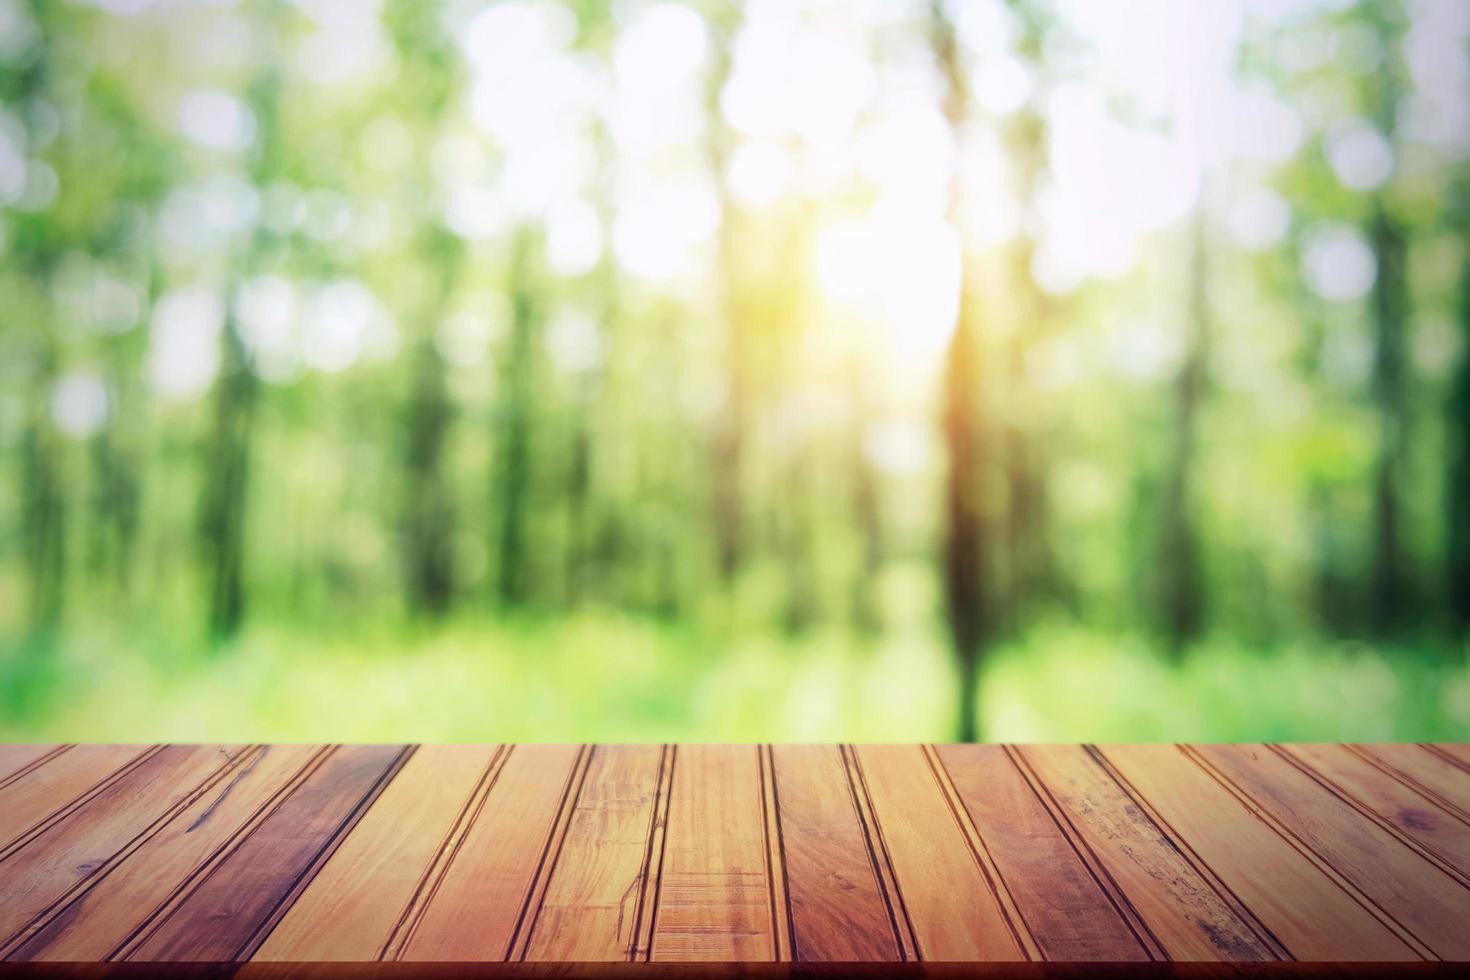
(0, 745), (245, 952)
(850, 745), (1025, 962)
(521, 745), (667, 962)
(120, 744), (408, 962)
(935, 744), (1152, 963)
(1352, 745), (1470, 825)
(1014, 744), (1275, 962)
(251, 745), (502, 961)
(394, 744), (588, 962)
(0, 741), (1464, 967)
(757, 746), (792, 961)
(0, 745), (66, 785)
(1191, 743), (1470, 960)
(9, 744), (321, 962)
(839, 746), (918, 961)
(649, 745), (782, 962)
(1427, 744), (1470, 771)
(1281, 744), (1470, 881)
(1099, 744), (1421, 962)
(768, 745), (902, 962)
(0, 745), (153, 853)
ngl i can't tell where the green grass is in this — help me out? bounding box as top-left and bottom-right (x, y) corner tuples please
(2, 610), (1467, 743)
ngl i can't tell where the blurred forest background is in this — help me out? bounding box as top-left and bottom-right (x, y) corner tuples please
(1, 0), (1468, 743)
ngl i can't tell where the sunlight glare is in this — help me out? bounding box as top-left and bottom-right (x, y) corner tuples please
(51, 372), (109, 439)
(727, 142), (792, 209)
(1302, 223), (1377, 302)
(177, 88), (255, 153)
(544, 197), (603, 278)
(236, 274), (300, 383)
(816, 201), (961, 367)
(612, 175), (720, 282)
(147, 285), (224, 402)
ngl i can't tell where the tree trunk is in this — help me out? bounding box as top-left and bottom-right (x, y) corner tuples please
(197, 11), (285, 643)
(563, 419), (592, 605)
(781, 454), (819, 635)
(200, 317), (256, 641)
(707, 8), (746, 586)
(22, 349), (65, 643)
(1157, 209), (1210, 652)
(1369, 201), (1410, 635)
(88, 422), (140, 592)
(1446, 193), (1470, 636)
(849, 368), (883, 635)
(496, 229), (538, 607)
(943, 312), (987, 743)
(401, 227), (461, 617)
(403, 337), (457, 616)
(931, 0), (989, 741)
(1001, 2), (1054, 630)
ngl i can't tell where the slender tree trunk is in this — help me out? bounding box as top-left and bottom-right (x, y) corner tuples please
(1157, 209), (1210, 651)
(15, 11), (67, 646)
(707, 9), (746, 585)
(22, 345), (65, 643)
(1448, 203), (1470, 636)
(563, 420), (592, 605)
(564, 125), (619, 606)
(200, 316), (257, 640)
(197, 15), (284, 643)
(401, 231), (461, 617)
(384, 0), (467, 617)
(1360, 4), (1412, 636)
(931, 0), (989, 741)
(849, 367), (883, 635)
(88, 421), (140, 592)
(403, 340), (456, 616)
(943, 312), (987, 743)
(1001, 2), (1054, 629)
(781, 454), (819, 635)
(1369, 200), (1410, 634)
(1003, 340), (1047, 630)
(496, 229), (538, 606)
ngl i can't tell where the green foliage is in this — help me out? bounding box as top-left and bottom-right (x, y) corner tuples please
(1, 0), (1467, 741)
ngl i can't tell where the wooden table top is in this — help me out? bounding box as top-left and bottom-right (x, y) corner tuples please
(0, 743), (1467, 975)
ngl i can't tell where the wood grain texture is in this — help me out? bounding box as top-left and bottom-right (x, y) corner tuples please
(1098, 743), (1420, 962)
(522, 745), (667, 962)
(1014, 745), (1276, 962)
(768, 745), (902, 962)
(119, 744), (407, 962)
(852, 745), (1026, 962)
(1358, 744), (1470, 823)
(1280, 744), (1470, 878)
(254, 745), (503, 961)
(0, 745), (153, 855)
(649, 745), (782, 962)
(0, 742), (1467, 968)
(9, 744), (321, 962)
(1428, 743), (1470, 770)
(0, 746), (65, 786)
(1191, 743), (1470, 960)
(395, 744), (588, 962)
(936, 744), (1152, 963)
(0, 744), (244, 953)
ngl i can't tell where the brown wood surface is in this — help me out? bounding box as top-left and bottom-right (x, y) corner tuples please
(649, 745), (785, 962)
(0, 743), (1467, 967)
(936, 744), (1152, 963)
(1191, 743), (1470, 960)
(522, 745), (666, 962)
(769, 745), (902, 962)
(1012, 746), (1277, 962)
(395, 744), (587, 962)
